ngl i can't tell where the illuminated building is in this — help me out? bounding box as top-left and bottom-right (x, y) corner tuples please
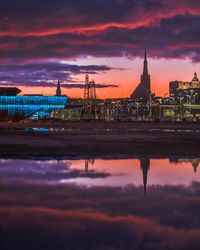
(130, 50), (151, 101)
(170, 73), (200, 104)
(0, 87), (67, 119)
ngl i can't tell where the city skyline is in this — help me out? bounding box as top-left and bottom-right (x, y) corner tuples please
(1, 2), (200, 249)
(0, 1), (200, 98)
(2, 52), (200, 99)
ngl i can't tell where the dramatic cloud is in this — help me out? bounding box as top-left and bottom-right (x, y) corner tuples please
(0, 61), (118, 88)
(0, 158), (200, 249)
(0, 0), (200, 61)
(0, 0), (200, 92)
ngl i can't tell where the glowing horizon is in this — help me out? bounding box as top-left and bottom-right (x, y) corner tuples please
(14, 56), (200, 99)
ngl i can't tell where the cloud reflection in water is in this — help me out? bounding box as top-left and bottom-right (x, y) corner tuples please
(0, 158), (200, 250)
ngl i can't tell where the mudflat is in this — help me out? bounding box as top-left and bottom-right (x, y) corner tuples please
(0, 121), (200, 159)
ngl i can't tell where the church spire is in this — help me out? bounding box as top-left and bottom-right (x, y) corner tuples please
(141, 49), (151, 93)
(143, 49), (148, 76)
(130, 50), (151, 101)
(140, 158), (150, 194)
(56, 80), (61, 96)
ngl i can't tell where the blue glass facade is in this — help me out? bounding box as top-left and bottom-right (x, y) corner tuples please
(0, 95), (67, 119)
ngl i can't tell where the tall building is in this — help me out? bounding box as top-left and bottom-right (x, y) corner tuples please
(56, 80), (62, 96)
(130, 50), (151, 101)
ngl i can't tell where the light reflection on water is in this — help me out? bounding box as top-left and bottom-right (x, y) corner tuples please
(23, 128), (200, 133)
(1, 127), (200, 133)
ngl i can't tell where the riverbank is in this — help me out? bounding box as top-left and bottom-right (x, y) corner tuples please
(0, 121), (200, 159)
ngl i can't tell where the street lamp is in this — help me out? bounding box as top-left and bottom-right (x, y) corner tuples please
(192, 93), (198, 104)
(190, 89), (194, 102)
(169, 97), (175, 104)
(179, 97), (184, 105)
(185, 95), (191, 105)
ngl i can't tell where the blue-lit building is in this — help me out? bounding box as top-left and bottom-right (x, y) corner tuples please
(0, 87), (67, 119)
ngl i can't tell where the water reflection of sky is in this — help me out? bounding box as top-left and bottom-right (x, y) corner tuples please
(0, 158), (199, 189)
(0, 158), (200, 250)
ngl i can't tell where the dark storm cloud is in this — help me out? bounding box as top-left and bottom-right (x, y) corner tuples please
(0, 61), (118, 88)
(1, 181), (200, 249)
(0, 0), (200, 62)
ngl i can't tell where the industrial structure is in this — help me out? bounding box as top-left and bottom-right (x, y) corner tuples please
(83, 75), (97, 104)
(81, 75), (97, 119)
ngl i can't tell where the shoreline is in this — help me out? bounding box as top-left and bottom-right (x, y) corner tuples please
(0, 121), (200, 159)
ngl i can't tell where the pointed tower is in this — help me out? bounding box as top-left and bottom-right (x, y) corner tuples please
(191, 72), (199, 84)
(141, 50), (151, 93)
(140, 158), (150, 194)
(191, 159), (199, 174)
(56, 80), (61, 96)
(85, 160), (89, 172)
(130, 50), (151, 100)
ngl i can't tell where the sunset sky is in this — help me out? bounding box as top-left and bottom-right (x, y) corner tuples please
(0, 0), (200, 98)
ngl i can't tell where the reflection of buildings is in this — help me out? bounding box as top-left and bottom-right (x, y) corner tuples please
(170, 73), (200, 104)
(140, 158), (150, 194)
(84, 158), (151, 193)
(130, 50), (151, 101)
(85, 159), (95, 172)
(170, 158), (200, 173)
(192, 159), (199, 173)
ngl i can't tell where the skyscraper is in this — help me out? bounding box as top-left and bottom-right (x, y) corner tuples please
(130, 50), (151, 100)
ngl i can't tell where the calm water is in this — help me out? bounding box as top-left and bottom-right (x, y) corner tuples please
(0, 158), (200, 250)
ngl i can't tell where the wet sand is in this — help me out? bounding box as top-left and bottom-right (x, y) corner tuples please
(0, 121), (200, 159)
